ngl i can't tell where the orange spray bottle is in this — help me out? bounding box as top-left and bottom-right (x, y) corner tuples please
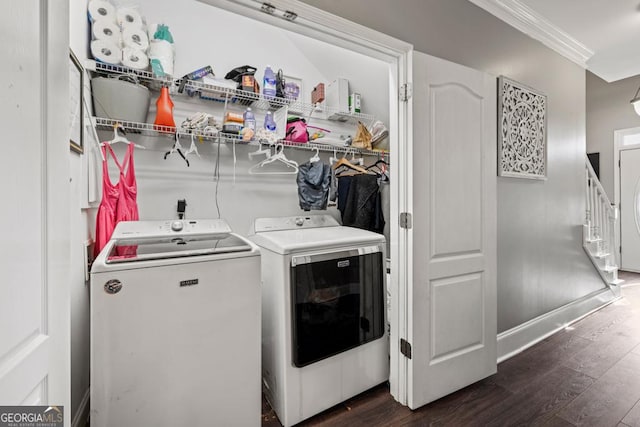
(154, 85), (176, 128)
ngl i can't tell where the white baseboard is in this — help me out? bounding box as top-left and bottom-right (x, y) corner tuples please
(497, 288), (619, 363)
(72, 388), (90, 427)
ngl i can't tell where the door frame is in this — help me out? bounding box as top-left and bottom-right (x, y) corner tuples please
(196, 0), (414, 404)
(613, 127), (640, 268)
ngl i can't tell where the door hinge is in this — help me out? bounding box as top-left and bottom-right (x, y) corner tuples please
(400, 212), (412, 229)
(400, 338), (412, 359)
(399, 83), (412, 102)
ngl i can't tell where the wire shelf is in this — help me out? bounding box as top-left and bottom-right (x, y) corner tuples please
(93, 117), (389, 157)
(86, 60), (376, 121)
(93, 117), (240, 141)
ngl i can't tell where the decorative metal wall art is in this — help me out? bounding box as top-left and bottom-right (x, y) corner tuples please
(498, 76), (547, 179)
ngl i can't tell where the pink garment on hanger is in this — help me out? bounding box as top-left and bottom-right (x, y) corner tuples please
(94, 143), (139, 258)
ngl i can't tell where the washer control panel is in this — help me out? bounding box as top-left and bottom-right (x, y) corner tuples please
(112, 219), (232, 239)
(253, 215), (340, 233)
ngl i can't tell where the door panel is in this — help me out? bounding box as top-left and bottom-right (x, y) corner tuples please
(431, 84), (483, 257)
(431, 273), (484, 361)
(0, 1), (48, 406)
(408, 52), (496, 409)
(620, 148), (640, 272)
(0, 0), (69, 412)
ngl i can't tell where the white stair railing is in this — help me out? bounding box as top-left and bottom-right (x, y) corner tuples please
(584, 157), (623, 289)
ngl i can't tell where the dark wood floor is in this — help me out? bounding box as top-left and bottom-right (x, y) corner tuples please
(263, 272), (640, 427)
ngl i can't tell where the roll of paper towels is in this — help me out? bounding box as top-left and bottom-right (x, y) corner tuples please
(117, 7), (144, 30)
(92, 20), (122, 46)
(149, 40), (174, 76)
(147, 23), (158, 41)
(91, 39), (121, 65)
(122, 47), (149, 70)
(122, 27), (149, 51)
(88, 0), (116, 23)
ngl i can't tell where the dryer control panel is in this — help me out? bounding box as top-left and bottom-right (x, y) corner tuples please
(112, 219), (232, 239)
(252, 215), (340, 233)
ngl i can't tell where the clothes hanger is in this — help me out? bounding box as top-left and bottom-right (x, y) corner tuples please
(332, 150), (370, 175)
(101, 123), (145, 149)
(184, 134), (201, 158)
(366, 158), (390, 182)
(366, 158), (389, 173)
(348, 149), (364, 166)
(248, 141), (271, 160)
(309, 146), (320, 163)
(249, 143), (298, 175)
(329, 148), (339, 165)
(164, 133), (190, 167)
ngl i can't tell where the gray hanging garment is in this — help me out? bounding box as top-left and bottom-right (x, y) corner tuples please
(296, 161), (331, 211)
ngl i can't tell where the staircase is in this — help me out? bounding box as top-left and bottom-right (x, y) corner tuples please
(583, 157), (624, 294)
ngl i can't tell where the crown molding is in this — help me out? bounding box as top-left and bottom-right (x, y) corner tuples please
(467, 0), (594, 68)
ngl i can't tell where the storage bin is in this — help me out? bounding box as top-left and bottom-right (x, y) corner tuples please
(91, 75), (150, 123)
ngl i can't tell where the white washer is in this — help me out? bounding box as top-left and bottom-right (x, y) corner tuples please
(250, 215), (388, 427)
(90, 219), (261, 427)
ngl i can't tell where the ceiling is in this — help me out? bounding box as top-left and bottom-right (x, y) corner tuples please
(468, 0), (640, 82)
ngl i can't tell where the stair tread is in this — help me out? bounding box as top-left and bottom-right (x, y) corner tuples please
(585, 238), (603, 243)
(610, 279), (625, 286)
(603, 265), (619, 272)
(593, 252), (611, 259)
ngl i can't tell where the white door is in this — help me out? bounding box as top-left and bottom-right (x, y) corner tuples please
(404, 52), (497, 409)
(620, 148), (640, 272)
(0, 1), (70, 416)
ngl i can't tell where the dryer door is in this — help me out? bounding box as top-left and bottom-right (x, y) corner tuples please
(290, 245), (385, 367)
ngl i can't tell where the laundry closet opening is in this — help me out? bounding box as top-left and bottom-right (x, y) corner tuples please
(89, 1), (411, 425)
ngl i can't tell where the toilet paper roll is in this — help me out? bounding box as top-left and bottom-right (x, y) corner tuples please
(92, 20), (122, 46)
(122, 27), (149, 51)
(88, 0), (116, 23)
(91, 39), (122, 65)
(122, 47), (149, 71)
(117, 7), (144, 30)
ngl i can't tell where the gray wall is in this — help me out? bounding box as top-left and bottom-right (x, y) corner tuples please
(301, 0), (605, 332)
(586, 71), (640, 200)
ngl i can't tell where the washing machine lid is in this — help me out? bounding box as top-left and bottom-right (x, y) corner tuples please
(106, 233), (252, 263)
(250, 225), (385, 255)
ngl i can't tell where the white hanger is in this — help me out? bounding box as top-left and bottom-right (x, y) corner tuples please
(349, 148), (364, 166)
(309, 146), (320, 163)
(248, 141), (271, 160)
(329, 148), (339, 165)
(249, 143), (299, 175)
(185, 134), (201, 158)
(101, 124), (145, 149)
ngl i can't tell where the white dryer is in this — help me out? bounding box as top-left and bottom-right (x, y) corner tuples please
(250, 215), (388, 427)
(90, 219), (261, 427)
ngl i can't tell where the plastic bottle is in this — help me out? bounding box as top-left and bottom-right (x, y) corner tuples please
(153, 85), (176, 128)
(243, 107), (256, 131)
(263, 65), (277, 98)
(264, 111), (276, 132)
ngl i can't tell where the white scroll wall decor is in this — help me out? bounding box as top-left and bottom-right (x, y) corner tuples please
(498, 76), (547, 179)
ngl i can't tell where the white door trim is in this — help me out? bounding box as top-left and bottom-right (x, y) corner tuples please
(613, 127), (640, 268)
(44, 0), (71, 415)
